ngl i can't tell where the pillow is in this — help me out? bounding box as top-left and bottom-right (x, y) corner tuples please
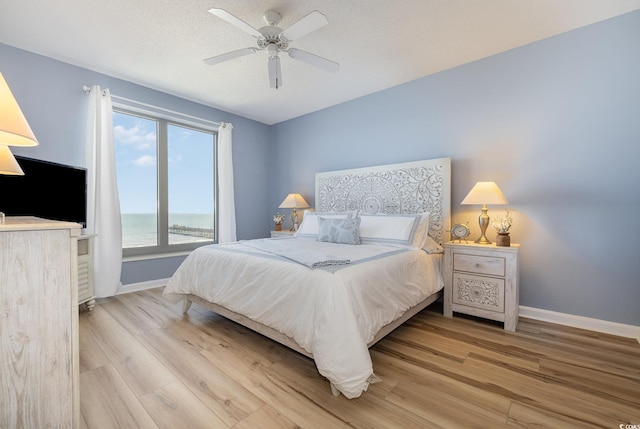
(422, 235), (444, 254)
(294, 211), (357, 238)
(412, 212), (431, 249)
(317, 216), (361, 245)
(358, 212), (430, 248)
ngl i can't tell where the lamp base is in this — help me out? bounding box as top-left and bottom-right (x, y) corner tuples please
(475, 206), (491, 244)
(474, 235), (492, 245)
(290, 208), (298, 231)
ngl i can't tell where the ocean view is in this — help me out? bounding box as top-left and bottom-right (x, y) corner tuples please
(122, 213), (214, 248)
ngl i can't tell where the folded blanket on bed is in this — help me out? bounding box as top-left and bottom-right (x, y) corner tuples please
(239, 238), (350, 269)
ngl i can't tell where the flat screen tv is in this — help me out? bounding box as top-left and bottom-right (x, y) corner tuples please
(0, 156), (88, 228)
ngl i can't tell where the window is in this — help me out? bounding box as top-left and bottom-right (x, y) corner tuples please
(114, 109), (217, 257)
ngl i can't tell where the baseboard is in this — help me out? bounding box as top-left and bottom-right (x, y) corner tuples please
(117, 278), (169, 295)
(519, 306), (640, 343)
(113, 282), (640, 343)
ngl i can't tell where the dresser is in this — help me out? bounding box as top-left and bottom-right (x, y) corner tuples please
(443, 241), (520, 331)
(77, 234), (95, 310)
(0, 217), (81, 428)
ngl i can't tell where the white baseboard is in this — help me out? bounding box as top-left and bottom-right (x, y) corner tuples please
(113, 282), (640, 343)
(519, 305), (640, 343)
(117, 278), (170, 295)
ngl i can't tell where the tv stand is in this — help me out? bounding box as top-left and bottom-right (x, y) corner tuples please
(77, 234), (95, 310)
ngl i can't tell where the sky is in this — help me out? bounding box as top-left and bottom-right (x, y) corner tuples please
(113, 111), (215, 214)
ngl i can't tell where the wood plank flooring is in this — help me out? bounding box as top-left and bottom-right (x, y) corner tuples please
(78, 287), (640, 428)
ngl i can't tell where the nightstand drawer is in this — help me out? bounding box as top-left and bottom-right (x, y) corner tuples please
(453, 253), (505, 277)
(452, 273), (505, 313)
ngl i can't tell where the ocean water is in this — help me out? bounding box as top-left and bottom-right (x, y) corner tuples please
(122, 213), (214, 248)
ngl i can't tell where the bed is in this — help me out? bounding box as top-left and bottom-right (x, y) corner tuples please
(163, 157), (451, 398)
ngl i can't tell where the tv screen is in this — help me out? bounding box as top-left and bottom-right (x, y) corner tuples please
(0, 156), (88, 228)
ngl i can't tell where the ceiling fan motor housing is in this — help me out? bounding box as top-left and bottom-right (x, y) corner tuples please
(257, 10), (289, 50)
(257, 28), (288, 50)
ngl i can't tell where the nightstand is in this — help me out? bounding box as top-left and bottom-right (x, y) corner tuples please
(443, 242), (520, 331)
(270, 230), (295, 237)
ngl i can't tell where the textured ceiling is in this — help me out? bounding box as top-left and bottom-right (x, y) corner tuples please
(1, 0), (639, 124)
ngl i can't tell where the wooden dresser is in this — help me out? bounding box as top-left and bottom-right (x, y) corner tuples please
(0, 217), (81, 428)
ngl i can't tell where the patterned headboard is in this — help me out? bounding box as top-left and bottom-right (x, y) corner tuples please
(315, 158), (451, 244)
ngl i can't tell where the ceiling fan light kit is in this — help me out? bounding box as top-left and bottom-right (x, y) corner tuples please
(205, 8), (339, 89)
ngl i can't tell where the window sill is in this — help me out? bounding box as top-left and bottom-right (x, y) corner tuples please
(123, 250), (192, 263)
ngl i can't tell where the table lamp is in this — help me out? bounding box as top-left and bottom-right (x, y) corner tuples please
(279, 193), (310, 231)
(1, 71), (38, 223)
(461, 181), (508, 244)
(0, 145), (24, 176)
(0, 72), (39, 148)
(0, 144), (25, 223)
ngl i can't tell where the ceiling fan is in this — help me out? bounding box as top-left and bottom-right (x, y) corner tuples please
(204, 8), (339, 89)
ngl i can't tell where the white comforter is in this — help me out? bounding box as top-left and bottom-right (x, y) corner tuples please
(163, 236), (443, 398)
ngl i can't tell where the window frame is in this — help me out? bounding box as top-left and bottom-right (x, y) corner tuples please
(113, 106), (219, 258)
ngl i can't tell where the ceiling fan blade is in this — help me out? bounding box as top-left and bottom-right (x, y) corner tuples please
(203, 48), (258, 66)
(268, 56), (282, 89)
(208, 8), (262, 38)
(280, 10), (328, 41)
(287, 48), (339, 73)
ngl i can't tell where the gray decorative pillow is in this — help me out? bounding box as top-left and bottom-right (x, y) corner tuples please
(317, 216), (361, 245)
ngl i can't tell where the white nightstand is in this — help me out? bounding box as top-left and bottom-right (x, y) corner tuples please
(443, 241), (520, 331)
(270, 230), (295, 237)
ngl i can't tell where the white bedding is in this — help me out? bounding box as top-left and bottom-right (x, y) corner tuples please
(163, 236), (443, 398)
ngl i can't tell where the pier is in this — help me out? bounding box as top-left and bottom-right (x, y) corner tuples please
(168, 224), (215, 239)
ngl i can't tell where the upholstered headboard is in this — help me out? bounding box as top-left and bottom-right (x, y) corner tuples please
(315, 157), (451, 245)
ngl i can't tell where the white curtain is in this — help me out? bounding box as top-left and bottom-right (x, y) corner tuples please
(217, 122), (236, 243)
(84, 85), (122, 298)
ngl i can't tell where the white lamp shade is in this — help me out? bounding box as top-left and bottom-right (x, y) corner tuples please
(461, 181), (508, 205)
(279, 193), (310, 209)
(0, 72), (39, 147)
(0, 145), (25, 175)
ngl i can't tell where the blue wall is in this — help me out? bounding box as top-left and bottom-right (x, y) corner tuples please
(269, 11), (640, 326)
(0, 43), (272, 282)
(2, 10), (639, 326)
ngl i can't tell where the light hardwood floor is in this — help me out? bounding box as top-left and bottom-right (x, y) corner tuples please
(79, 288), (640, 429)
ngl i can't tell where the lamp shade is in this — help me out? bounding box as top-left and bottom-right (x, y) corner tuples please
(461, 181), (508, 205)
(0, 145), (25, 175)
(279, 193), (310, 209)
(0, 72), (39, 147)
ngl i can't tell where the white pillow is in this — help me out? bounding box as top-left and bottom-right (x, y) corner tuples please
(359, 212), (430, 248)
(294, 211), (356, 238)
(422, 235), (444, 254)
(413, 212), (431, 249)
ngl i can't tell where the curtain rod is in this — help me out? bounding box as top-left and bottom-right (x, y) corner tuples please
(82, 85), (224, 128)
